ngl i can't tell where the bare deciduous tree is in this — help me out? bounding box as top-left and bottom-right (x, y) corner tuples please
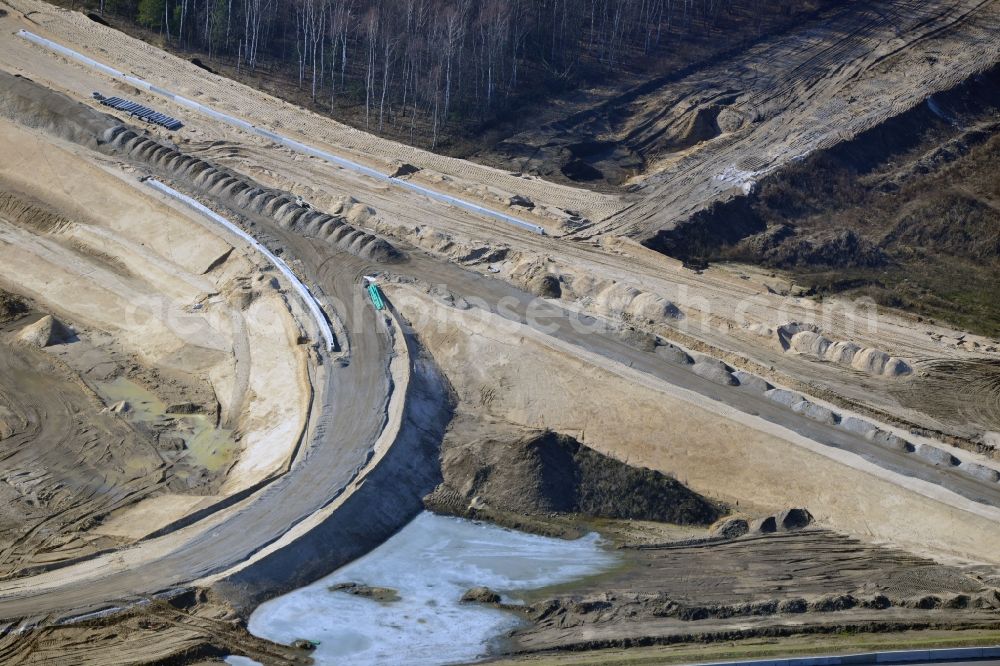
(94, 0), (784, 143)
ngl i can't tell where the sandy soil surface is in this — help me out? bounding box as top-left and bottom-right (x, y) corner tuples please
(0, 596), (312, 665)
(0, 112), (312, 570)
(387, 283), (1000, 566)
(0, 2), (998, 663)
(0, 98), (398, 627)
(178, 130), (1000, 448)
(582, 0), (1000, 240)
(1, 0), (997, 457)
(0, 315), (160, 575)
(489, 630), (1000, 666)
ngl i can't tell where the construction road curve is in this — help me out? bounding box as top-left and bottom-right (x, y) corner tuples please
(0, 224), (393, 620)
(1, 29), (999, 622)
(3, 221), (1000, 621)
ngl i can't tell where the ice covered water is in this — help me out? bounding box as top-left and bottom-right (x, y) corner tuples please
(246, 512), (617, 666)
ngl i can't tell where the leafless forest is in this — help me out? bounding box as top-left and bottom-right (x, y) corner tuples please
(81, 0), (821, 144)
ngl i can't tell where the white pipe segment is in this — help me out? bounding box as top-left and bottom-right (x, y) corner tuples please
(18, 30), (547, 236)
(145, 179), (336, 352)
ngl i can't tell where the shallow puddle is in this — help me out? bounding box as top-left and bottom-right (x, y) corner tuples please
(240, 512), (618, 666)
(95, 376), (236, 470)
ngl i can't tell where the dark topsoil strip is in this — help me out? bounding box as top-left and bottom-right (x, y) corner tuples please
(643, 64), (1000, 336)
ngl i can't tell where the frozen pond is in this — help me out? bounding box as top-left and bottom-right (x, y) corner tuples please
(239, 512), (618, 666)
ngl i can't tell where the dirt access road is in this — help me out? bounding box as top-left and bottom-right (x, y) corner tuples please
(395, 255), (1000, 510)
(8, 185), (999, 621)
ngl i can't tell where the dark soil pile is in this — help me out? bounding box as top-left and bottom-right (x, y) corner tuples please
(329, 582), (401, 603)
(0, 290), (27, 325)
(425, 429), (720, 529)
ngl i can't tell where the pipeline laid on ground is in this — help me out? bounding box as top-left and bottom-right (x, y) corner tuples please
(18, 30), (547, 236)
(145, 178), (335, 351)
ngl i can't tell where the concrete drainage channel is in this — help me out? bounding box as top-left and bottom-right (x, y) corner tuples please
(17, 29), (547, 236)
(144, 178), (336, 351)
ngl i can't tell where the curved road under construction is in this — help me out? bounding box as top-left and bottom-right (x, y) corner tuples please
(0, 7), (999, 630)
(1, 176), (1000, 620)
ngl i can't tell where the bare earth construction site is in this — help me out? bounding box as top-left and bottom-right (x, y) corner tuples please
(0, 0), (999, 663)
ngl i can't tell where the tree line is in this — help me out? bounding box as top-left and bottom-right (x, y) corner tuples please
(88, 0), (793, 146)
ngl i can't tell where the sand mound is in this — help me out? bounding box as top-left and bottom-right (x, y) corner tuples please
(840, 416), (879, 438)
(102, 400), (131, 415)
(790, 330), (831, 356)
(710, 516), (749, 538)
(658, 103), (723, 153)
(527, 274), (562, 298)
(426, 429), (720, 526)
(765, 388), (805, 407)
(733, 370), (771, 393)
(780, 324), (912, 377)
(593, 283), (682, 323)
(751, 508), (812, 534)
(851, 347), (892, 374)
(505, 258), (684, 329)
(691, 357), (737, 385)
(958, 461), (1000, 482)
(0, 71), (116, 149)
(790, 400), (839, 425)
(620, 327), (657, 353)
(915, 444), (960, 467)
(389, 162), (420, 178)
(751, 516), (777, 533)
(345, 202), (374, 225)
(778, 508), (813, 530)
(17, 315), (74, 347)
(656, 342), (693, 365)
(825, 340), (863, 364)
